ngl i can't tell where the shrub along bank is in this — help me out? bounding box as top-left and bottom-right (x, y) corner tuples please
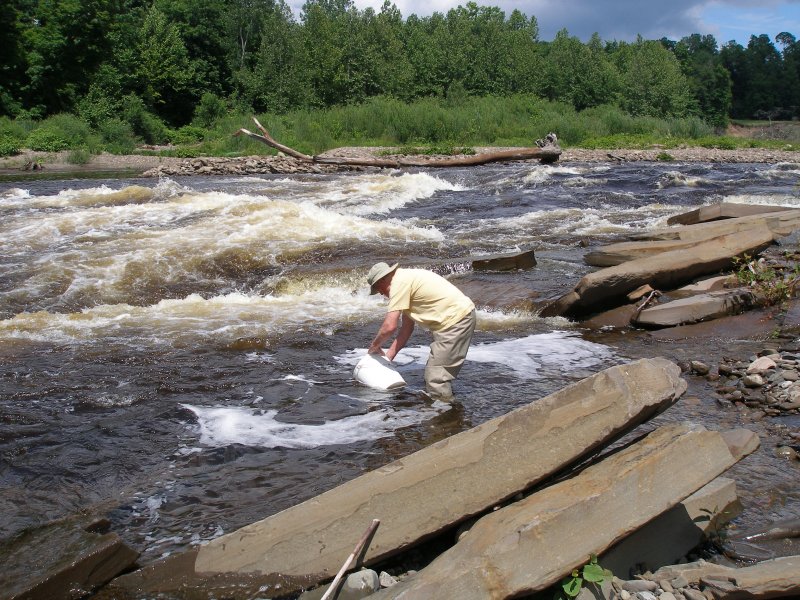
(2, 96), (799, 165)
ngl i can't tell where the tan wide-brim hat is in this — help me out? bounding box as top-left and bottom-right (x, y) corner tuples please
(367, 262), (398, 294)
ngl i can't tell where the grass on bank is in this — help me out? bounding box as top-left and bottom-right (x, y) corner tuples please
(3, 95), (800, 162)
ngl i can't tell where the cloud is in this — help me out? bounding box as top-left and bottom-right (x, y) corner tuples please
(523, 0), (706, 41)
(336, 0), (708, 40)
(290, 0), (800, 46)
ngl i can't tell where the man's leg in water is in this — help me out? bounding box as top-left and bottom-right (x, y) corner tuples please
(424, 309), (476, 400)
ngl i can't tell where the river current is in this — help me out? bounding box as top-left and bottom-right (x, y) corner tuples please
(1, 160), (798, 571)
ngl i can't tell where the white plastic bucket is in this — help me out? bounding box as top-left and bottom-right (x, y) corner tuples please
(354, 354), (406, 390)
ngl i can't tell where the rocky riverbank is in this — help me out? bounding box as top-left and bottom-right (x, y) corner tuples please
(2, 145), (800, 178)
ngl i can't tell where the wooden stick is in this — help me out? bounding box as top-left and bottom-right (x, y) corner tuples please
(320, 519), (381, 600)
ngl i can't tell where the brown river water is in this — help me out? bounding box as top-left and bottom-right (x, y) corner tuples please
(0, 160), (798, 586)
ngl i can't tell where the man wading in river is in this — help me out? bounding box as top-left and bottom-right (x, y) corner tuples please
(367, 262), (476, 400)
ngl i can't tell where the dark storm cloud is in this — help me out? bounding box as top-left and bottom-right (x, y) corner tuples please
(521, 0), (710, 42)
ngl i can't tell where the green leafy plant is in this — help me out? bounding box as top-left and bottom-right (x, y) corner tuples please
(0, 135), (20, 157)
(67, 147), (91, 164)
(25, 128), (69, 152)
(656, 151), (675, 161)
(556, 554), (612, 599)
(170, 125), (206, 145)
(732, 252), (800, 307)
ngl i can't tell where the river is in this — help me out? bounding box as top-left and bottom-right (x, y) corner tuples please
(1, 159), (798, 578)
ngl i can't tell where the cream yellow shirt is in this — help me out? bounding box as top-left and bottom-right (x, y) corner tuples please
(387, 268), (474, 332)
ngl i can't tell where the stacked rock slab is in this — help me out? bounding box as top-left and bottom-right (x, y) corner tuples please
(107, 358), (686, 599)
(367, 425), (759, 600)
(1, 517), (139, 600)
(632, 208), (800, 242)
(633, 289), (756, 327)
(666, 201), (790, 226)
(541, 226), (774, 318)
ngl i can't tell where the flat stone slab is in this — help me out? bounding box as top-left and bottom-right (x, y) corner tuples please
(542, 226), (774, 318)
(667, 202), (790, 226)
(633, 209), (800, 242)
(471, 249), (536, 271)
(600, 477), (740, 578)
(0, 517), (139, 600)
(670, 275), (738, 298)
(585, 238), (712, 267)
(109, 358), (686, 598)
(368, 424), (759, 599)
(634, 289), (756, 328)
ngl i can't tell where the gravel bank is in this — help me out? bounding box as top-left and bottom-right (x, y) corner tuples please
(2, 145), (799, 178)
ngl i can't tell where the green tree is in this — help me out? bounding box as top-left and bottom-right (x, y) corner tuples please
(542, 30), (618, 110)
(134, 5), (197, 124)
(155, 0), (235, 98)
(238, 0), (312, 112)
(776, 32), (800, 118)
(300, 0), (375, 106)
(673, 34), (731, 127)
(743, 34), (785, 118)
(0, 0), (29, 115)
(20, 0), (119, 116)
(404, 13), (450, 97)
(614, 36), (693, 118)
(366, 1), (414, 98)
(723, 35), (784, 119)
(719, 40), (747, 118)
(500, 10), (541, 94)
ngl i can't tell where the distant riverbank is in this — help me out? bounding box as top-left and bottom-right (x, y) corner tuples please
(2, 145), (800, 179)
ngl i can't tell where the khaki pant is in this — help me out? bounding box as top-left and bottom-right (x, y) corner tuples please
(424, 309), (476, 399)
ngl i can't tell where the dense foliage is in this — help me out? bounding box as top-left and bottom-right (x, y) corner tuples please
(1, 0), (797, 149)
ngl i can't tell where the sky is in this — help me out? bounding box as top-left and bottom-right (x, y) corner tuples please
(333, 0), (800, 46)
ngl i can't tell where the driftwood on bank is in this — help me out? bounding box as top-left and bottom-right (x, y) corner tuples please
(235, 118), (562, 168)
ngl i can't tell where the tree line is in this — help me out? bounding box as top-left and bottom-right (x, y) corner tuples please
(2, 0), (798, 135)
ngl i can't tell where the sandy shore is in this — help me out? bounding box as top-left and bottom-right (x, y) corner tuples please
(2, 145), (799, 178)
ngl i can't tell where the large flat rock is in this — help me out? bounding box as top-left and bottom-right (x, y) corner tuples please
(600, 477), (740, 578)
(542, 226), (774, 318)
(109, 358), (686, 599)
(368, 424), (759, 600)
(669, 274), (738, 298)
(585, 238), (712, 267)
(471, 249), (536, 271)
(633, 209), (800, 242)
(666, 202), (790, 226)
(634, 289), (756, 327)
(0, 517), (139, 600)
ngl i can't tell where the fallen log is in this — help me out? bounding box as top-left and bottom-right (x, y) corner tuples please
(235, 118), (562, 168)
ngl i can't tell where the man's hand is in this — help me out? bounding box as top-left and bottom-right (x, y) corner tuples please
(368, 344), (385, 356)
